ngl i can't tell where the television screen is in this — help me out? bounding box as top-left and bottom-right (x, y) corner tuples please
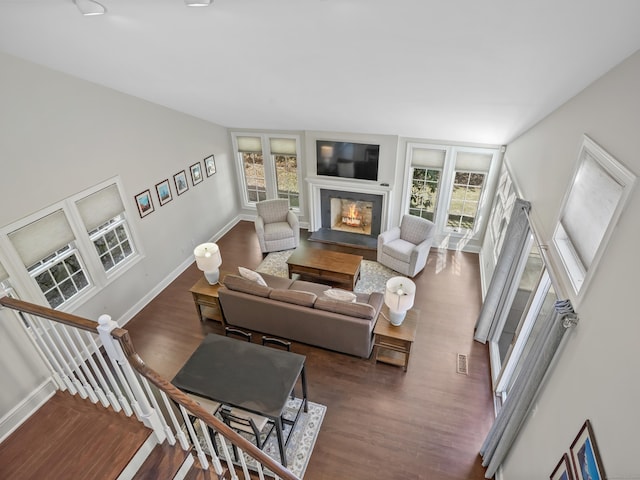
(316, 140), (379, 181)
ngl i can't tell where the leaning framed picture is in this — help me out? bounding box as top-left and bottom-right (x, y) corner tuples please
(155, 179), (173, 206)
(551, 453), (574, 480)
(204, 154), (216, 177)
(570, 420), (606, 480)
(190, 161), (203, 186)
(134, 190), (154, 218)
(174, 170), (189, 195)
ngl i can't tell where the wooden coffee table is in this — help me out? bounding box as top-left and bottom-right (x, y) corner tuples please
(373, 305), (419, 372)
(286, 246), (363, 291)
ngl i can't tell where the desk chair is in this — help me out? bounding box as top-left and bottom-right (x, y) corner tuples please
(225, 327), (252, 342)
(218, 405), (277, 462)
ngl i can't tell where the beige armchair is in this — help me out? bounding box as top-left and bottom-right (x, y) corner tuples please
(377, 214), (435, 277)
(254, 199), (300, 253)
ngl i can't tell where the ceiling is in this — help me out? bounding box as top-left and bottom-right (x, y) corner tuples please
(1, 0), (639, 145)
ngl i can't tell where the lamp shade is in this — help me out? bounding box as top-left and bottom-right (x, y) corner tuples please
(384, 276), (416, 326)
(194, 243), (222, 284)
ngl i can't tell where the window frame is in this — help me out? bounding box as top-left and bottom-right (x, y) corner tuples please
(402, 142), (501, 250)
(231, 132), (303, 212)
(550, 135), (636, 306)
(0, 177), (142, 311)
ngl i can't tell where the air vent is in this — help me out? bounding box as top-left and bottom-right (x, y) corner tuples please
(457, 353), (469, 375)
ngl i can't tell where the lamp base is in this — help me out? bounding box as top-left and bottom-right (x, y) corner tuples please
(203, 269), (220, 285)
(388, 309), (406, 326)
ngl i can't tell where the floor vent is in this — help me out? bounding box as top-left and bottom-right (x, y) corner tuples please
(457, 353), (469, 375)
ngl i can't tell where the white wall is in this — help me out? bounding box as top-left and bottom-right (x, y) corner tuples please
(0, 51), (239, 432)
(499, 50), (640, 479)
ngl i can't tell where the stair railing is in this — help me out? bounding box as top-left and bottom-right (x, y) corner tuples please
(0, 294), (300, 480)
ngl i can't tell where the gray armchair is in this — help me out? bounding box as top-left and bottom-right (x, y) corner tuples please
(254, 199), (300, 253)
(377, 214), (435, 277)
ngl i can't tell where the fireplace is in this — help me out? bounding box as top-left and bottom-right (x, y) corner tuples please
(331, 198), (373, 235)
(307, 188), (384, 248)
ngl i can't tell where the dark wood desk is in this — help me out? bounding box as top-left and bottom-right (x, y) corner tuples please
(172, 334), (308, 467)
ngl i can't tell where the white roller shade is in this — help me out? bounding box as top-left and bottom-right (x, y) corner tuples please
(8, 210), (75, 268)
(454, 151), (493, 172)
(412, 148), (446, 168)
(561, 152), (622, 267)
(237, 136), (263, 153)
(269, 138), (297, 155)
(76, 184), (125, 231)
(0, 261), (7, 282)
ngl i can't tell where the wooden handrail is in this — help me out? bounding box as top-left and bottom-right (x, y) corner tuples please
(0, 295), (299, 480)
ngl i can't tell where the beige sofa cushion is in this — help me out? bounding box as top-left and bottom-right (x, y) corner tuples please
(314, 297), (376, 319)
(223, 274), (272, 298)
(269, 289), (317, 307)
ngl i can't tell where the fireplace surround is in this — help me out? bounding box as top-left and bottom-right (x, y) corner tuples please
(306, 177), (391, 249)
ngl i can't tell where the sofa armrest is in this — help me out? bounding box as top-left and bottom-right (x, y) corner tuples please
(254, 215), (265, 234)
(378, 226), (400, 248)
(287, 210), (300, 243)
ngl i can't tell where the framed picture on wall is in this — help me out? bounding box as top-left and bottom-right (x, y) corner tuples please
(570, 420), (606, 480)
(155, 179), (172, 206)
(190, 161), (203, 186)
(134, 190), (154, 218)
(174, 170), (189, 195)
(204, 155), (216, 177)
(550, 453), (574, 480)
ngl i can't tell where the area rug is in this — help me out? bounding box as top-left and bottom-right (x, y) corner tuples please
(256, 249), (396, 294)
(195, 398), (326, 478)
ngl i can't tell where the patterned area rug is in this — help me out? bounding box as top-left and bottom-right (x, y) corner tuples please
(197, 398), (325, 478)
(256, 249), (397, 294)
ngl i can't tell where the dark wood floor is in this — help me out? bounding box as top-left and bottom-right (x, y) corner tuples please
(125, 221), (495, 480)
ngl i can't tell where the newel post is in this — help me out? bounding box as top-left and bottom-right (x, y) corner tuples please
(97, 314), (166, 443)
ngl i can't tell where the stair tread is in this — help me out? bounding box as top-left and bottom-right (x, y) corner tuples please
(132, 440), (192, 480)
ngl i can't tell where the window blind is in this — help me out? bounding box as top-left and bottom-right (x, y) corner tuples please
(560, 152), (622, 267)
(8, 210), (75, 268)
(269, 138), (297, 155)
(412, 148), (446, 168)
(237, 136), (263, 153)
(454, 152), (493, 172)
(76, 184), (125, 232)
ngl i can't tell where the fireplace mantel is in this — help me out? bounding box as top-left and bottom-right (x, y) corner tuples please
(306, 176), (392, 233)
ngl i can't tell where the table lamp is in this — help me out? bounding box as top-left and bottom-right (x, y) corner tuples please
(194, 242), (222, 284)
(384, 276), (416, 326)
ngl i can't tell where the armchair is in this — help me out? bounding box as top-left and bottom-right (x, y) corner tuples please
(254, 199), (300, 253)
(377, 214), (435, 277)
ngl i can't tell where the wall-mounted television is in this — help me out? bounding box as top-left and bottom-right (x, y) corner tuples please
(316, 140), (379, 181)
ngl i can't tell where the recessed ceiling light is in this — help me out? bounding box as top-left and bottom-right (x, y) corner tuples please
(185, 0), (212, 6)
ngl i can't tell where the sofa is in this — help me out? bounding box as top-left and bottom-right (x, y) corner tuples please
(218, 271), (384, 358)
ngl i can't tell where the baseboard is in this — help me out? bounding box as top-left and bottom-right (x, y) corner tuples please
(118, 216), (239, 327)
(0, 378), (57, 442)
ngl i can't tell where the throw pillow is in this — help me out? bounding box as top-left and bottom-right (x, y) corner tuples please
(323, 288), (357, 303)
(238, 266), (268, 287)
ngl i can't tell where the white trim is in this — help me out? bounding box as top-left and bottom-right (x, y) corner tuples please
(550, 134), (636, 307)
(0, 378), (57, 442)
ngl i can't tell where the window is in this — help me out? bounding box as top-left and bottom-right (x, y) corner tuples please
(552, 135), (636, 302)
(1, 178), (139, 310)
(271, 138), (299, 208)
(89, 216), (134, 272)
(446, 151), (492, 233)
(233, 133), (301, 209)
(410, 168), (440, 221)
(27, 245), (89, 309)
(404, 143), (498, 249)
(7, 209), (92, 309)
(75, 183), (135, 274)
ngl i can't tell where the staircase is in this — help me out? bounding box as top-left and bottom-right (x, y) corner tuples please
(0, 294), (299, 480)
